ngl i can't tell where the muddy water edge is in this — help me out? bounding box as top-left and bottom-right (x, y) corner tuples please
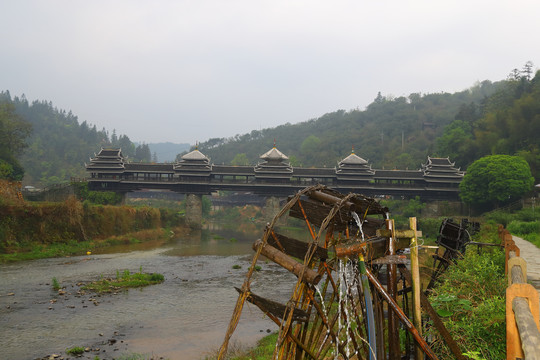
(0, 224), (298, 360)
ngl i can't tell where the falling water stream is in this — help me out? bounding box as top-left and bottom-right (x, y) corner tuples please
(331, 211), (375, 360)
(0, 224), (297, 359)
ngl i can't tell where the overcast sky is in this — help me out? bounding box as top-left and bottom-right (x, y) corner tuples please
(1, 1), (539, 145)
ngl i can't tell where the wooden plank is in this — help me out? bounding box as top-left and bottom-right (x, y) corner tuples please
(376, 229), (423, 239)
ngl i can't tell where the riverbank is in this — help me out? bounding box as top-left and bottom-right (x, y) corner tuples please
(0, 226), (189, 263)
(0, 194), (188, 262)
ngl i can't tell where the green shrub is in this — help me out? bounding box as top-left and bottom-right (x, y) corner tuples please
(417, 217), (445, 241)
(507, 220), (540, 235)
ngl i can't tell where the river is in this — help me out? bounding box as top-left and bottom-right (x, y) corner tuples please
(0, 223), (299, 360)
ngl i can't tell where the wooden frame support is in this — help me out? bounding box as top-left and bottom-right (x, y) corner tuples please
(508, 257), (527, 287)
(506, 283), (540, 359)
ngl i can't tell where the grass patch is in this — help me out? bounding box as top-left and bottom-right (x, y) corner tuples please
(230, 332), (278, 360)
(82, 268), (165, 294)
(204, 333), (278, 360)
(51, 277), (61, 291)
(66, 346), (85, 355)
(232, 264), (242, 270)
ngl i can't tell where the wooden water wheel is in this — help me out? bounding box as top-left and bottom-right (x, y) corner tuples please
(218, 185), (439, 360)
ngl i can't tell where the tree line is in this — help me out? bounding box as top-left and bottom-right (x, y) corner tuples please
(0, 91), (152, 186)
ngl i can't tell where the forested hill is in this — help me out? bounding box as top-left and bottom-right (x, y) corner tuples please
(0, 91), (153, 186)
(191, 68), (540, 183)
(191, 80), (501, 170)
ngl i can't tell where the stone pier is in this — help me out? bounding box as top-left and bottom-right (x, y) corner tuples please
(185, 194), (203, 229)
(263, 196), (282, 222)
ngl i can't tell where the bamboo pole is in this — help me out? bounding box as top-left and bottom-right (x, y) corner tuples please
(386, 218), (400, 359)
(409, 217), (423, 360)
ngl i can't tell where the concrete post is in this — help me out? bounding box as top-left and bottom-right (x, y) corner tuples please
(185, 194), (203, 229)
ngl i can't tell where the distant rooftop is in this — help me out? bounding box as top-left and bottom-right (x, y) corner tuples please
(339, 152), (369, 165)
(181, 149), (209, 161)
(260, 147), (289, 161)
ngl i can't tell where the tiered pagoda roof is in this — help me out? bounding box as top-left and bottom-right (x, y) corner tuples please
(173, 149), (212, 177)
(254, 145), (293, 180)
(335, 150), (375, 181)
(422, 157), (464, 183)
(85, 148), (126, 174)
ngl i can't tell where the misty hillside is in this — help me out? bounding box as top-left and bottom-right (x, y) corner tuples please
(190, 80), (501, 169)
(190, 70), (540, 182)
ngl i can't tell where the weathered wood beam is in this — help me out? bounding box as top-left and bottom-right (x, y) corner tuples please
(512, 297), (540, 360)
(253, 239), (322, 285)
(376, 228), (423, 239)
(235, 287), (309, 323)
(371, 254), (408, 265)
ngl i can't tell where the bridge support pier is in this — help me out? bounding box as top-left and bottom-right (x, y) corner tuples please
(185, 194), (203, 229)
(263, 196), (281, 222)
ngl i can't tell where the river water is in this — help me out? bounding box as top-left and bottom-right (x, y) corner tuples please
(0, 224), (299, 360)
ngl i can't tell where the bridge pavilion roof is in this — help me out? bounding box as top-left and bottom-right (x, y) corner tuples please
(336, 150), (375, 179)
(173, 148), (212, 176)
(339, 151), (369, 165)
(422, 156), (464, 183)
(255, 145), (292, 180)
(259, 146), (289, 161)
(181, 149), (210, 162)
(85, 148), (125, 173)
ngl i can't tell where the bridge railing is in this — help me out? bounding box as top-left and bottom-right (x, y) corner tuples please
(500, 226), (540, 359)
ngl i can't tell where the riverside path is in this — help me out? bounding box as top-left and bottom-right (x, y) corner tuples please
(512, 235), (540, 296)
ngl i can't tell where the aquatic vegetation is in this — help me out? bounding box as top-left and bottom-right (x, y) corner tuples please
(65, 346), (85, 355)
(51, 277), (61, 291)
(82, 269), (165, 293)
